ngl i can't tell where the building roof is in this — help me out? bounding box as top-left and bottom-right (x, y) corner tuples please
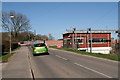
(63, 32), (111, 35)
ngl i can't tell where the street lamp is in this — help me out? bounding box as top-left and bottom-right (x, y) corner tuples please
(10, 15), (14, 54)
(10, 15), (14, 18)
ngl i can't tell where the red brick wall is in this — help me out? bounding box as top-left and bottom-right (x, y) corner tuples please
(37, 40), (63, 46)
(63, 33), (111, 48)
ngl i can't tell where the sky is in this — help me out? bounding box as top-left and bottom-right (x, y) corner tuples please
(2, 2), (118, 39)
(2, 0), (120, 2)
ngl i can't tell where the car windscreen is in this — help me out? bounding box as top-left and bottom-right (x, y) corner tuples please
(20, 41), (24, 44)
(34, 43), (46, 47)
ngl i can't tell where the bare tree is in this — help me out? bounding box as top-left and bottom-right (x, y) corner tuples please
(34, 34), (42, 40)
(2, 11), (31, 38)
(48, 33), (54, 40)
(41, 35), (49, 40)
(34, 34), (49, 40)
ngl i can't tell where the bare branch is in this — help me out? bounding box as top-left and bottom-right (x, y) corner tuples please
(2, 11), (31, 38)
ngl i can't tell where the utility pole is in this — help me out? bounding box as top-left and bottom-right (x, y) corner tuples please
(34, 30), (36, 41)
(74, 28), (77, 49)
(72, 29), (74, 49)
(88, 28), (92, 53)
(72, 28), (76, 49)
(27, 31), (30, 45)
(86, 32), (88, 52)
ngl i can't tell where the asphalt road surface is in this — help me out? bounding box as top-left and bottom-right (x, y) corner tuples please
(28, 47), (118, 78)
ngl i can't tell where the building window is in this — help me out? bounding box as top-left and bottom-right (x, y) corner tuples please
(63, 39), (67, 44)
(77, 39), (83, 44)
(89, 38), (107, 43)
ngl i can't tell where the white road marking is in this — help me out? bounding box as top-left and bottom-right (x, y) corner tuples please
(55, 54), (112, 78)
(50, 49), (116, 78)
(55, 55), (68, 61)
(74, 62), (112, 78)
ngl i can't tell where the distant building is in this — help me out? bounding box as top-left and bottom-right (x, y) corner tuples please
(37, 40), (63, 46)
(63, 32), (112, 54)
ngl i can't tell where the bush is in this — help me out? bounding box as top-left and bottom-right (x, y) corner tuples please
(2, 40), (19, 55)
(11, 42), (20, 50)
(2, 40), (10, 53)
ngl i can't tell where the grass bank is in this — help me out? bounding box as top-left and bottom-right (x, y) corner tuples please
(49, 46), (119, 61)
(0, 53), (14, 62)
(0, 46), (21, 62)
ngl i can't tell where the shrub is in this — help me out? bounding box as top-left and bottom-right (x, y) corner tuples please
(2, 40), (19, 55)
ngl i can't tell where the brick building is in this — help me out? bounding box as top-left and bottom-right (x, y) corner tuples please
(63, 32), (112, 54)
(37, 40), (63, 46)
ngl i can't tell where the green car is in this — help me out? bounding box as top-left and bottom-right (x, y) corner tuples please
(32, 43), (48, 55)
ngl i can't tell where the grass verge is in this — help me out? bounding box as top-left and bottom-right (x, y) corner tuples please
(0, 53), (14, 62)
(49, 46), (120, 61)
(0, 46), (21, 62)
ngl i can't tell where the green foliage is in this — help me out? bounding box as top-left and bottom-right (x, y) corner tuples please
(49, 46), (119, 61)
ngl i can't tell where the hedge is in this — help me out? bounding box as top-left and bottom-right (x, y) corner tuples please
(2, 40), (20, 55)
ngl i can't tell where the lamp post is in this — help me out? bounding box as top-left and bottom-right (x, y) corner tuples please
(10, 15), (14, 54)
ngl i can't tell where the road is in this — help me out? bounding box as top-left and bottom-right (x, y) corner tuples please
(28, 47), (118, 78)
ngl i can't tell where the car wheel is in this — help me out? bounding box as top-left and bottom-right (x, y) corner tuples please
(46, 52), (49, 55)
(33, 54), (35, 56)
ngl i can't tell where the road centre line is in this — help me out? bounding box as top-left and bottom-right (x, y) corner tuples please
(74, 62), (112, 78)
(55, 55), (68, 61)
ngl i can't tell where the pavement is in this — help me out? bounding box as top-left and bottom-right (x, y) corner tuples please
(2, 46), (32, 78)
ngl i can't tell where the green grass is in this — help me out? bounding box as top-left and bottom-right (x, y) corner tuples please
(49, 46), (120, 61)
(0, 53), (14, 62)
(0, 46), (21, 62)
